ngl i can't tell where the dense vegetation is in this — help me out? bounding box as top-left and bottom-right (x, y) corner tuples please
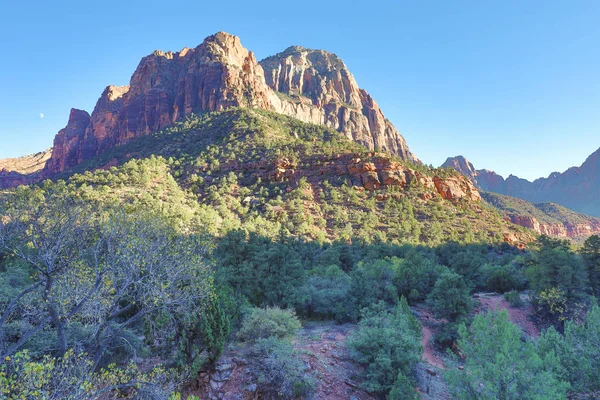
(1, 109), (599, 399)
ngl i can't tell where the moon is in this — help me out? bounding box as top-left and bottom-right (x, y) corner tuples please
(39, 113), (44, 119)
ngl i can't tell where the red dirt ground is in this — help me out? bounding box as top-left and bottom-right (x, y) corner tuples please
(475, 293), (540, 337)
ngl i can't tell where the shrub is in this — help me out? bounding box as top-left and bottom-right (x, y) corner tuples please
(301, 265), (352, 320)
(237, 307), (301, 343)
(504, 290), (524, 308)
(246, 337), (315, 399)
(427, 270), (473, 322)
(445, 310), (569, 399)
(534, 287), (568, 320)
(348, 299), (422, 396)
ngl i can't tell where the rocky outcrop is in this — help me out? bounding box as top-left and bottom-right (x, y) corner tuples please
(261, 47), (417, 162)
(45, 33), (275, 174)
(506, 214), (600, 238)
(443, 150), (600, 218)
(45, 109), (90, 172)
(35, 32), (416, 179)
(0, 149), (52, 188)
(224, 152), (479, 202)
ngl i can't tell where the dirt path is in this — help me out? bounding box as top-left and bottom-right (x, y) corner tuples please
(421, 324), (445, 369)
(295, 322), (376, 400)
(476, 293), (540, 337)
(412, 306), (446, 369)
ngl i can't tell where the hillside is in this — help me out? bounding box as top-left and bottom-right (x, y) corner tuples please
(481, 191), (600, 239)
(57, 108), (532, 246)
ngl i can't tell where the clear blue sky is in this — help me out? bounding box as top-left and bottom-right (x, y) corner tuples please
(1, 0), (599, 181)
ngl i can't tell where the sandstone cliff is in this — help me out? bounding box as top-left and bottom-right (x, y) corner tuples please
(260, 46), (417, 162)
(0, 149), (52, 188)
(35, 32), (416, 178)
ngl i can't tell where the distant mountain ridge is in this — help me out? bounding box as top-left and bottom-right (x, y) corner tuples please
(443, 152), (600, 238)
(444, 150), (600, 217)
(481, 191), (600, 239)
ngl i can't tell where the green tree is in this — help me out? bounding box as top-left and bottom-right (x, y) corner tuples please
(427, 270), (473, 322)
(538, 299), (600, 394)
(446, 310), (569, 400)
(581, 235), (600, 296)
(526, 235), (588, 300)
(347, 299), (422, 397)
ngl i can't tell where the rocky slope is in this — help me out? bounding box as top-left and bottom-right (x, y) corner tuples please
(7, 32), (412, 184)
(483, 192), (600, 239)
(0, 149), (51, 188)
(443, 151), (600, 218)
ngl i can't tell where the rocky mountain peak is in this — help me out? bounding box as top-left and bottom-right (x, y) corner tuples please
(2, 32), (416, 179)
(442, 156), (478, 181)
(261, 45), (417, 162)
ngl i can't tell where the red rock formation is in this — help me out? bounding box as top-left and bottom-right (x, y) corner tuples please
(507, 214), (600, 239)
(0, 149), (52, 188)
(45, 109), (90, 173)
(443, 150), (600, 218)
(39, 32), (417, 178)
(235, 152), (478, 202)
(261, 47), (417, 162)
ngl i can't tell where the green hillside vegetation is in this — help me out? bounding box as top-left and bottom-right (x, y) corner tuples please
(1, 108), (600, 399)
(61, 108), (531, 245)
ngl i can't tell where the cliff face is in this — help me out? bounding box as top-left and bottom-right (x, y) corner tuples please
(0, 149), (52, 188)
(443, 150), (600, 218)
(45, 33), (275, 174)
(260, 47), (417, 162)
(506, 214), (600, 239)
(36, 32), (416, 178)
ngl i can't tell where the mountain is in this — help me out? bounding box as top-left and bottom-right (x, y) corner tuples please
(443, 154), (600, 238)
(481, 191), (600, 239)
(0, 149), (51, 188)
(18, 32), (410, 182)
(29, 105), (529, 248)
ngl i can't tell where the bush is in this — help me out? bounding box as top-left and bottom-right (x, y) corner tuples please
(427, 270), (473, 322)
(428, 270), (473, 347)
(246, 337), (315, 399)
(237, 307), (301, 343)
(445, 310), (569, 399)
(301, 265), (352, 321)
(537, 299), (600, 394)
(504, 290), (524, 308)
(348, 299), (422, 396)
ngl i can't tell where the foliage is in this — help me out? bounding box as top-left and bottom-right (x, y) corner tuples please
(246, 337), (315, 399)
(0, 186), (215, 376)
(581, 235), (600, 296)
(428, 270), (473, 322)
(526, 235), (588, 301)
(237, 307), (301, 343)
(534, 287), (569, 320)
(504, 290), (524, 308)
(347, 299), (422, 396)
(537, 299), (600, 394)
(446, 310), (570, 400)
(174, 288), (232, 375)
(0, 349), (176, 399)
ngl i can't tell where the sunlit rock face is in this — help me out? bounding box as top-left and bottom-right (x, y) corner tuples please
(41, 32), (416, 176)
